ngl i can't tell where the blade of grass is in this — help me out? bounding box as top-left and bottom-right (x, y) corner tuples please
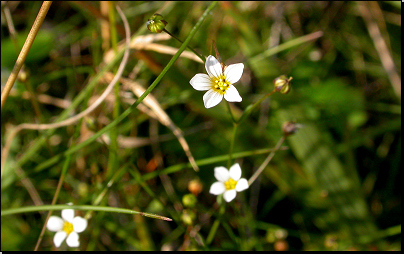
(1, 204), (172, 221)
(249, 31), (324, 63)
(141, 146), (289, 181)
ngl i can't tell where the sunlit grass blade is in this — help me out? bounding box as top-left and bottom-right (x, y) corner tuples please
(1, 204), (173, 222)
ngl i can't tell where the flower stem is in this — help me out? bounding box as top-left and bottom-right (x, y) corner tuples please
(206, 219), (220, 245)
(163, 28), (206, 63)
(206, 199), (226, 245)
(226, 100), (238, 124)
(228, 123), (238, 168)
(226, 101), (239, 168)
(237, 89), (276, 124)
(248, 135), (286, 186)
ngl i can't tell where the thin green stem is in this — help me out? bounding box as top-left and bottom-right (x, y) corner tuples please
(222, 221), (240, 246)
(129, 166), (179, 223)
(163, 28), (206, 63)
(206, 220), (220, 245)
(227, 101), (239, 168)
(249, 31), (324, 63)
(228, 123), (238, 168)
(107, 2), (120, 179)
(248, 136), (286, 186)
(108, 2), (118, 50)
(142, 146), (289, 181)
(206, 200), (226, 245)
(376, 224), (401, 239)
(237, 89), (276, 124)
(1, 205), (172, 221)
(226, 100), (238, 123)
(85, 164), (129, 221)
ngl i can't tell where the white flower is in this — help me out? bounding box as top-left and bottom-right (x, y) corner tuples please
(190, 55), (244, 108)
(47, 206), (88, 248)
(209, 163), (249, 202)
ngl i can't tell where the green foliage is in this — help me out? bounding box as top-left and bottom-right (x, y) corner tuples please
(1, 1), (401, 251)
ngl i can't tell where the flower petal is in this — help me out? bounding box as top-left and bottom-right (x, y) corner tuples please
(229, 163), (242, 181)
(224, 85), (242, 102)
(205, 55), (222, 79)
(61, 209), (75, 223)
(203, 89), (223, 108)
(53, 231), (67, 248)
(47, 216), (64, 232)
(214, 166), (230, 182)
(223, 190), (237, 202)
(66, 232), (80, 247)
(190, 74), (212, 91)
(209, 182), (226, 195)
(73, 216), (88, 233)
(235, 178), (249, 192)
(224, 63), (244, 84)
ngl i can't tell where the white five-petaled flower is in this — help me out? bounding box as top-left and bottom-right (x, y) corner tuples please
(47, 206), (88, 248)
(190, 55), (244, 108)
(209, 163), (249, 202)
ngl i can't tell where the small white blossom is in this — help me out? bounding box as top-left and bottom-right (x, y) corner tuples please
(209, 163), (249, 202)
(47, 205), (87, 248)
(190, 55), (243, 108)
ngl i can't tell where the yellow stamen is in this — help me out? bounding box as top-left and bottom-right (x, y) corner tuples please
(63, 221), (74, 235)
(212, 75), (231, 94)
(224, 178), (237, 190)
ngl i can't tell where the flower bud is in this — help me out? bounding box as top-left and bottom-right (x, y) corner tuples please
(17, 68), (28, 83)
(274, 228), (288, 240)
(85, 117), (98, 132)
(282, 121), (302, 136)
(273, 75), (292, 94)
(188, 179), (203, 196)
(274, 240), (289, 251)
(182, 193), (197, 208)
(181, 209), (196, 225)
(146, 13), (167, 33)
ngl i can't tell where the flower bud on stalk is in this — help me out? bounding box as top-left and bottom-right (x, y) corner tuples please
(274, 75), (293, 94)
(282, 121), (302, 136)
(146, 13), (167, 33)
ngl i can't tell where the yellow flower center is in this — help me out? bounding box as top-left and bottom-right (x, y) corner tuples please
(224, 178), (237, 190)
(63, 221), (74, 235)
(212, 75), (231, 95)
